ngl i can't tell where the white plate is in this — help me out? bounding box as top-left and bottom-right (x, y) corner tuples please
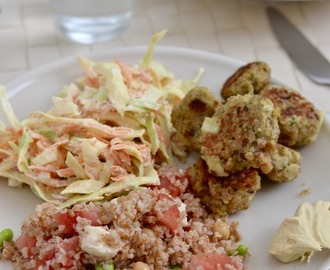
(1, 47), (330, 270)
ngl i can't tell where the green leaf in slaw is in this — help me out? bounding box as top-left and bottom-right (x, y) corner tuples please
(0, 168), (61, 204)
(65, 152), (88, 179)
(48, 96), (80, 118)
(17, 129), (33, 172)
(23, 112), (145, 140)
(59, 165), (160, 209)
(61, 179), (106, 195)
(141, 30), (167, 68)
(81, 138), (107, 174)
(146, 113), (160, 155)
(31, 144), (58, 166)
(94, 62), (130, 116)
(0, 85), (21, 129)
(0, 120), (7, 134)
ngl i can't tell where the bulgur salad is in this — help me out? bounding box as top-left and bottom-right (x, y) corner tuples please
(0, 31), (247, 270)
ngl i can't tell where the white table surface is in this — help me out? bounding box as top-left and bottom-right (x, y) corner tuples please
(0, 0), (329, 115)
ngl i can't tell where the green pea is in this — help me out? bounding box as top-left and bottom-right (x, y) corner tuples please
(0, 228), (14, 248)
(170, 265), (181, 270)
(236, 244), (248, 256)
(107, 265), (115, 270)
(95, 265), (104, 270)
(95, 263), (114, 270)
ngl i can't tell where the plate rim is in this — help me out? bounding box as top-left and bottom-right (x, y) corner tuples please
(6, 46), (245, 97)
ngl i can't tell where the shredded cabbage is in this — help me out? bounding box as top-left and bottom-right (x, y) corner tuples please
(0, 31), (202, 207)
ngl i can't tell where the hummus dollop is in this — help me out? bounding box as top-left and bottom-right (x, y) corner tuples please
(269, 200), (330, 263)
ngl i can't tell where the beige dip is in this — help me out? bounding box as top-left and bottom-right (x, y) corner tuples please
(269, 201), (330, 263)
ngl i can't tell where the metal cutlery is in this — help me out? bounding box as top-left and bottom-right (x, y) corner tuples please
(267, 6), (330, 86)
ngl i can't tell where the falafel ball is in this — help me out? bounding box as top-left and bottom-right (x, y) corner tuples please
(221, 61), (271, 100)
(200, 93), (280, 177)
(188, 158), (261, 216)
(260, 85), (323, 147)
(171, 86), (219, 154)
(266, 143), (301, 183)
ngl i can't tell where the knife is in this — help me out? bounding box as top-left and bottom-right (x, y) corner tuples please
(267, 6), (330, 86)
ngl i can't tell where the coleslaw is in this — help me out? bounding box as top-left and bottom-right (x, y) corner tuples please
(0, 30), (203, 208)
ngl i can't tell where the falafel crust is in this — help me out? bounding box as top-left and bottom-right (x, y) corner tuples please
(188, 158), (261, 216)
(171, 86), (219, 153)
(221, 61), (271, 100)
(266, 143), (301, 183)
(200, 93), (280, 177)
(260, 85), (324, 147)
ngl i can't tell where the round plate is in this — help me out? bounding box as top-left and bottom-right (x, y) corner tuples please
(1, 47), (330, 270)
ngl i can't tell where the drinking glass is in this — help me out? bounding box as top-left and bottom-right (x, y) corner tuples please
(52, 0), (133, 44)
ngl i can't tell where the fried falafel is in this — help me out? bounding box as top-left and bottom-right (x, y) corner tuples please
(188, 158), (261, 216)
(200, 93), (280, 177)
(266, 143), (301, 183)
(221, 61), (271, 100)
(260, 85), (323, 147)
(171, 86), (219, 154)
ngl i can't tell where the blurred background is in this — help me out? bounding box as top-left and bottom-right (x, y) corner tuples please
(0, 0), (329, 115)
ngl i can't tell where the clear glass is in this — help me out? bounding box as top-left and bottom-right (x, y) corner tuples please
(52, 0), (133, 44)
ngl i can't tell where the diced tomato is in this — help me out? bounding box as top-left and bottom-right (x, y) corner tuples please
(186, 253), (242, 270)
(34, 236), (79, 269)
(159, 176), (181, 197)
(59, 236), (79, 253)
(157, 169), (189, 197)
(157, 193), (180, 232)
(77, 210), (100, 226)
(58, 236), (80, 267)
(15, 234), (37, 257)
(54, 212), (77, 235)
(34, 251), (55, 270)
(54, 210), (100, 235)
